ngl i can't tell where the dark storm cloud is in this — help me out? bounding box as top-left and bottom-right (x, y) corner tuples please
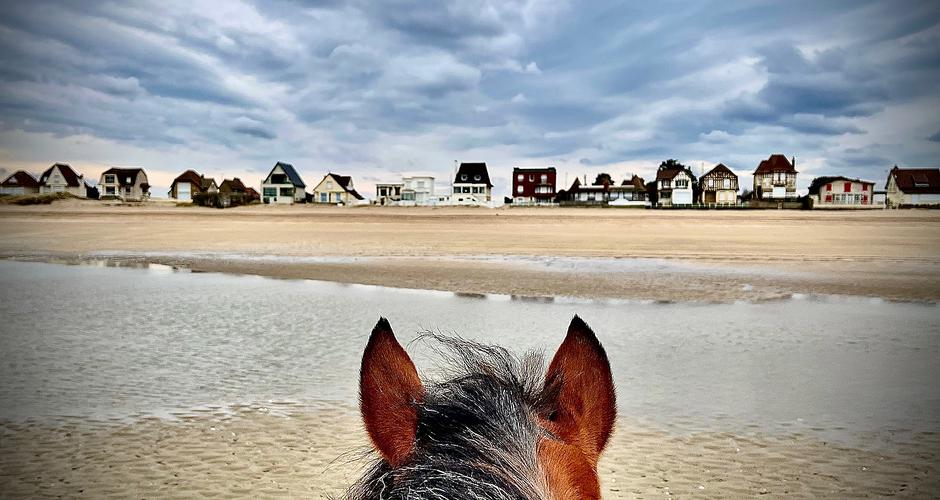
(0, 0), (937, 191)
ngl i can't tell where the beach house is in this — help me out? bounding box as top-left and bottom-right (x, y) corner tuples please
(311, 173), (364, 204)
(261, 162), (307, 204)
(401, 176), (435, 206)
(512, 167), (556, 206)
(39, 163), (86, 198)
(808, 176), (879, 208)
(1, 171), (41, 196)
(885, 166), (940, 207)
(753, 154), (798, 200)
(557, 174), (647, 206)
(168, 170), (218, 201)
(218, 178), (248, 207)
(655, 167), (694, 206)
(375, 183), (403, 205)
(699, 164), (738, 205)
(99, 167), (150, 201)
(451, 162), (493, 205)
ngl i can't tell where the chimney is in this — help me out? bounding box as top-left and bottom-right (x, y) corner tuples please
(792, 156), (796, 169)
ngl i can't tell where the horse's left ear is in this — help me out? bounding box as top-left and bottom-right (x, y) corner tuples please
(544, 315), (616, 466)
(360, 318), (424, 467)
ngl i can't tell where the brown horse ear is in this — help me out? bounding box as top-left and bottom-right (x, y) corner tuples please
(360, 317), (424, 467)
(544, 315), (616, 465)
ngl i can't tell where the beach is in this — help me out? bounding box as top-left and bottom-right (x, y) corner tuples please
(1, 202), (939, 498)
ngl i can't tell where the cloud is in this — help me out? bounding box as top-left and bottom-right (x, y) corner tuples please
(0, 0), (937, 200)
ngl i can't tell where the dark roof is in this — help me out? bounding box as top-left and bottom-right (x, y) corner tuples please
(200, 177), (217, 190)
(807, 176), (876, 195)
(171, 170), (203, 188)
(39, 163), (82, 187)
(454, 162), (493, 187)
(889, 166), (940, 194)
(656, 168), (685, 181)
(1, 170), (41, 188)
(219, 178), (246, 193)
(266, 162), (306, 188)
(754, 154), (797, 174)
(620, 175), (647, 191)
(101, 167), (145, 186)
(513, 166), (556, 173)
(702, 163), (737, 179)
(326, 173), (364, 200)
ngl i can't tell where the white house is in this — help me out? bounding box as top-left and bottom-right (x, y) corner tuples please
(886, 166), (940, 207)
(1, 171), (41, 196)
(261, 162), (307, 204)
(655, 167), (693, 206)
(808, 176), (880, 209)
(99, 168), (149, 201)
(451, 162), (492, 205)
(39, 163), (86, 198)
(401, 176), (436, 206)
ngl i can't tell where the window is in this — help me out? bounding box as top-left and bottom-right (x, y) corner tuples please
(723, 178), (731, 189)
(844, 182), (852, 193)
(474, 175), (481, 181)
(528, 175), (534, 181)
(461, 174), (467, 181)
(661, 180), (671, 189)
(104, 174), (116, 184)
(517, 185), (524, 193)
(825, 194), (832, 203)
(106, 186), (115, 194)
(263, 187), (277, 197)
(540, 174), (547, 183)
(675, 179), (688, 188)
(707, 178), (714, 188)
(320, 192), (328, 202)
(125, 177), (132, 184)
(517, 174), (523, 181)
(417, 181), (425, 188)
(826, 183), (832, 192)
(270, 174), (287, 184)
(279, 187), (294, 196)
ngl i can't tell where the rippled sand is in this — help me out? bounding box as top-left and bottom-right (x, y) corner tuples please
(1, 409), (937, 498)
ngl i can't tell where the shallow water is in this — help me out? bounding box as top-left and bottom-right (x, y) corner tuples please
(0, 260), (938, 445)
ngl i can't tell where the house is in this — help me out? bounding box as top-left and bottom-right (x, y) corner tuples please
(1, 171), (41, 196)
(168, 170), (217, 201)
(656, 167), (694, 206)
(261, 162), (306, 204)
(699, 164), (738, 205)
(451, 162), (493, 205)
(753, 154), (798, 200)
(99, 168), (149, 201)
(401, 176), (435, 205)
(808, 176), (879, 208)
(885, 166), (940, 207)
(244, 187), (261, 203)
(39, 163), (86, 198)
(558, 174), (647, 206)
(375, 183), (403, 205)
(311, 173), (364, 204)
(512, 167), (556, 205)
(218, 178), (247, 207)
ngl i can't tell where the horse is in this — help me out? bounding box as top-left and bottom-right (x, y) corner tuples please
(344, 315), (616, 499)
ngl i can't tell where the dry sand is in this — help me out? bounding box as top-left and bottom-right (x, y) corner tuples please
(1, 409), (937, 499)
(2, 201), (939, 498)
(1, 201), (939, 302)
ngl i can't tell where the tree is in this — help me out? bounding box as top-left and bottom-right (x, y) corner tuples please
(658, 159), (699, 203)
(593, 173), (613, 186)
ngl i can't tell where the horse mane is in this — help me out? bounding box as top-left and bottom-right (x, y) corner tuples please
(343, 334), (562, 499)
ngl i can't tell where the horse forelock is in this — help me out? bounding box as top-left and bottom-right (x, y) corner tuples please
(345, 335), (560, 500)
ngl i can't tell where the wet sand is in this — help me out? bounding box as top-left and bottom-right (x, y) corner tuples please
(1, 201), (939, 302)
(1, 409), (937, 499)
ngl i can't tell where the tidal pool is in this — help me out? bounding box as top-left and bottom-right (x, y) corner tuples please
(0, 260), (937, 446)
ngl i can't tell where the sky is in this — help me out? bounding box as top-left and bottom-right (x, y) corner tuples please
(0, 0), (938, 199)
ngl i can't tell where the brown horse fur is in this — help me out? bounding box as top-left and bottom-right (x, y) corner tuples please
(346, 315), (616, 499)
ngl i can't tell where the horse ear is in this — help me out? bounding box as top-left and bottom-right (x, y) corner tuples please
(544, 315), (616, 465)
(360, 317), (424, 467)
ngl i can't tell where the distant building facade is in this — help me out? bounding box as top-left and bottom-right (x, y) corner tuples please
(39, 163), (86, 198)
(885, 166), (940, 207)
(558, 174), (647, 206)
(451, 162), (493, 205)
(512, 167), (556, 205)
(808, 176), (879, 208)
(1, 171), (41, 196)
(375, 183), (403, 205)
(311, 173), (364, 204)
(656, 168), (694, 206)
(699, 164), (738, 205)
(261, 162), (306, 204)
(99, 168), (149, 201)
(401, 176), (435, 205)
(169, 170), (217, 201)
(753, 154), (798, 200)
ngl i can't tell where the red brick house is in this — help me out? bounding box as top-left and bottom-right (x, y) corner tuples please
(512, 167), (556, 205)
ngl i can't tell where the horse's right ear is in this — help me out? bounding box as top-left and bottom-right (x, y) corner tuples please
(360, 317), (424, 467)
(544, 315), (616, 466)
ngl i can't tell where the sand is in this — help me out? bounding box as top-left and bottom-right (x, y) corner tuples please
(2, 201), (940, 498)
(1, 201), (939, 302)
(1, 409), (937, 499)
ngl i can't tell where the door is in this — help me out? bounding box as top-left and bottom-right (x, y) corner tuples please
(178, 182), (191, 200)
(772, 186), (785, 199)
